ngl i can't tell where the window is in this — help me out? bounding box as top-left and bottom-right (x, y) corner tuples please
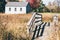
(20, 8), (22, 11)
(9, 8), (11, 11)
(15, 8), (16, 11)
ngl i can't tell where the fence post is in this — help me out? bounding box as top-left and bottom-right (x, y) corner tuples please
(53, 14), (58, 26)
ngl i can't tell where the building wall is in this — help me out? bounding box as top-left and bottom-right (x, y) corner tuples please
(22, 0), (26, 2)
(5, 7), (26, 14)
(19, 0), (27, 2)
(18, 0), (33, 3)
(19, 0), (22, 2)
(6, 0), (18, 2)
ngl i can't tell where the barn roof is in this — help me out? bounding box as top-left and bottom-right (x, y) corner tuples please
(6, 2), (28, 7)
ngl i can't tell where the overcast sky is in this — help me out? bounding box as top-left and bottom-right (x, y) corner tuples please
(42, 0), (54, 5)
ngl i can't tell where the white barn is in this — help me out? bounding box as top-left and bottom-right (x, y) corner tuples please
(5, 2), (31, 14)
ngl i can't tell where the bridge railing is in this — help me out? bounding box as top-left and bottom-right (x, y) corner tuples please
(27, 13), (36, 26)
(27, 13), (36, 33)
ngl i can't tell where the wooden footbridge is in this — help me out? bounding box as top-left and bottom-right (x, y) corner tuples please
(27, 13), (59, 40)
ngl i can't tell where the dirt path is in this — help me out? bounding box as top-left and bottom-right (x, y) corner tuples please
(34, 22), (60, 40)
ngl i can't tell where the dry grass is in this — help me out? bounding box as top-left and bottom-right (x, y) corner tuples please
(0, 13), (60, 40)
(0, 14), (32, 40)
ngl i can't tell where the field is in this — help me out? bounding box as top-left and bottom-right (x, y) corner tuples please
(0, 13), (60, 40)
(0, 14), (32, 40)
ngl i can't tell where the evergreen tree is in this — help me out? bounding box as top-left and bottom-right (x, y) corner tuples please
(32, 1), (45, 12)
(0, 0), (6, 12)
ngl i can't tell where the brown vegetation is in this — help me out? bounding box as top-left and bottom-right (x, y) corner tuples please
(0, 13), (60, 40)
(0, 14), (32, 40)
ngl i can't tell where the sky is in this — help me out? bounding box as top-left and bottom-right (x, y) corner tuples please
(42, 0), (54, 5)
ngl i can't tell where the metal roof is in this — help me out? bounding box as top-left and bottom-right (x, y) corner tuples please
(6, 2), (28, 7)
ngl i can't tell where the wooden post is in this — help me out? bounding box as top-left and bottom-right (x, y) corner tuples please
(53, 14), (59, 40)
(53, 14), (58, 26)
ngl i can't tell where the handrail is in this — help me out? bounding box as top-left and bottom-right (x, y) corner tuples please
(27, 13), (36, 27)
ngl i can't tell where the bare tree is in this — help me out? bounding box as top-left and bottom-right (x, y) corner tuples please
(55, 0), (60, 12)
